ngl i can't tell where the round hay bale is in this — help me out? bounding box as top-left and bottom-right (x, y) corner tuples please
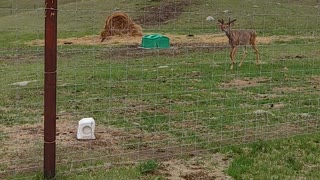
(100, 12), (143, 42)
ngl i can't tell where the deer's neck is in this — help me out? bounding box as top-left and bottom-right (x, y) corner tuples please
(224, 29), (232, 39)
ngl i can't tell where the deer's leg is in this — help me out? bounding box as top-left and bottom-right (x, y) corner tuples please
(230, 47), (237, 70)
(239, 46), (247, 67)
(251, 45), (260, 65)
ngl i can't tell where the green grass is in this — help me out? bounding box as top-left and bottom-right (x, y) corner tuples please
(223, 133), (320, 179)
(137, 160), (159, 174)
(10, 166), (144, 180)
(7, 133), (320, 179)
(1, 0), (320, 179)
(1, 0), (320, 47)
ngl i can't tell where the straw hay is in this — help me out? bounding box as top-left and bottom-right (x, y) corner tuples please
(100, 12), (143, 42)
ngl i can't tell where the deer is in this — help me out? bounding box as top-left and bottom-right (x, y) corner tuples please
(218, 18), (260, 70)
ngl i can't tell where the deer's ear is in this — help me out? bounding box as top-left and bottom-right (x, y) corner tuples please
(218, 19), (223, 24)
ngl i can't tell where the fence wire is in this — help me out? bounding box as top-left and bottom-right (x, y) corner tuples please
(0, 0), (320, 178)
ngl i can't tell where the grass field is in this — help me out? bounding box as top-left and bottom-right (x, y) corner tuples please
(1, 0), (320, 179)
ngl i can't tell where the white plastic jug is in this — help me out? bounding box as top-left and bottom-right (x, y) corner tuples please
(77, 117), (96, 140)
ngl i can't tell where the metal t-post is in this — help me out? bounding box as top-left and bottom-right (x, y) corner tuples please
(44, 0), (57, 179)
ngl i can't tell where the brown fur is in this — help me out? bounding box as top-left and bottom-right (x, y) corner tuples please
(218, 19), (260, 70)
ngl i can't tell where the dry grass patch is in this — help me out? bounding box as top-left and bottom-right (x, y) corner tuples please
(154, 153), (232, 180)
(27, 34), (302, 47)
(219, 77), (271, 89)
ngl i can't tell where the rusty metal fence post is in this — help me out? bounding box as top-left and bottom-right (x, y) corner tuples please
(44, 0), (57, 179)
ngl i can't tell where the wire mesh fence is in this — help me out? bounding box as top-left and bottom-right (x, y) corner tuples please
(1, 0), (320, 178)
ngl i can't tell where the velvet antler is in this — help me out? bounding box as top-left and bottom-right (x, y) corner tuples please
(218, 19), (224, 24)
(228, 18), (237, 25)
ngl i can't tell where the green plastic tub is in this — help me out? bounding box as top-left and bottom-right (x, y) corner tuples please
(141, 34), (170, 49)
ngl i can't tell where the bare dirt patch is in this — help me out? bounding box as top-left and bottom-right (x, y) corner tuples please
(219, 77), (271, 89)
(309, 76), (320, 88)
(0, 119), (230, 178)
(154, 153), (232, 180)
(134, 0), (192, 26)
(272, 86), (305, 93)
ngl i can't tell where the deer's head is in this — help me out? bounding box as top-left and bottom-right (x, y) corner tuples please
(218, 18), (237, 32)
